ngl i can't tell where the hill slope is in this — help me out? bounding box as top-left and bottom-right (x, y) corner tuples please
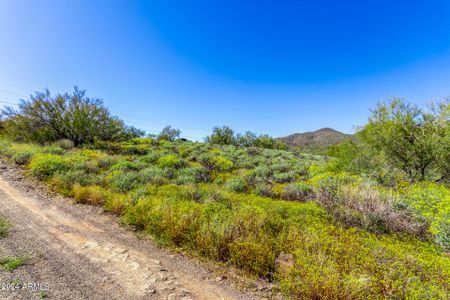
(278, 128), (352, 147)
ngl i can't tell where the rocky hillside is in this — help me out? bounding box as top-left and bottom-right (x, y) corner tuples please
(278, 128), (352, 147)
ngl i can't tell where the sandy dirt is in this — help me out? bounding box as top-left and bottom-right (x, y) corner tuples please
(0, 160), (274, 299)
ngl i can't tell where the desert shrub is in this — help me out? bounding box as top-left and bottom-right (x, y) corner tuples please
(121, 144), (149, 155)
(175, 184), (203, 203)
(310, 171), (360, 200)
(103, 192), (131, 214)
(138, 166), (168, 185)
(331, 184), (428, 236)
(73, 184), (105, 205)
(246, 147), (262, 156)
(433, 212), (450, 250)
(202, 155), (234, 172)
(129, 137), (153, 145)
(54, 139), (74, 150)
(175, 167), (209, 184)
(43, 145), (65, 155)
(109, 159), (145, 172)
(254, 184), (274, 197)
(97, 155), (117, 169)
(82, 160), (100, 174)
(61, 168), (102, 185)
(12, 151), (33, 165)
(0, 140), (12, 155)
(273, 171), (296, 183)
(90, 140), (123, 153)
(29, 154), (70, 178)
(281, 182), (312, 201)
(224, 177), (246, 193)
(229, 238), (276, 277)
(157, 155), (184, 169)
(140, 152), (161, 164)
(252, 165), (271, 178)
(109, 171), (141, 192)
(398, 183), (450, 249)
(270, 161), (291, 173)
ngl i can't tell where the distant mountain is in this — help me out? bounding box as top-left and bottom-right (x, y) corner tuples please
(278, 128), (352, 147)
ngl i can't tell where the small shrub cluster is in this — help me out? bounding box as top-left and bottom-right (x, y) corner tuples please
(0, 217), (10, 238)
(73, 184), (105, 205)
(12, 151), (33, 165)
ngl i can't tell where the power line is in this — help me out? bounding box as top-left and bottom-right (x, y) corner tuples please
(0, 81), (35, 92)
(0, 100), (19, 106)
(0, 89), (28, 98)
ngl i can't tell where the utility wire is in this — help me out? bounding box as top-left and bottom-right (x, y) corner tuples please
(0, 81), (35, 92)
(0, 100), (19, 106)
(0, 89), (28, 98)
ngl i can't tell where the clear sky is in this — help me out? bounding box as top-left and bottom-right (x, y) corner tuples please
(1, 1), (450, 140)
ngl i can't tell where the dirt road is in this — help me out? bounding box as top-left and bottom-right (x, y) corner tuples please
(0, 162), (263, 300)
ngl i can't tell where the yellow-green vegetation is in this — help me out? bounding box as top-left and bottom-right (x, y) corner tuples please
(0, 216), (11, 238)
(0, 137), (449, 298)
(0, 95), (448, 298)
(0, 256), (30, 271)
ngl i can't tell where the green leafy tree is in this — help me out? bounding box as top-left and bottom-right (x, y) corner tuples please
(205, 126), (236, 145)
(359, 98), (449, 183)
(236, 131), (257, 147)
(0, 87), (144, 145)
(254, 134), (287, 150)
(158, 125), (181, 141)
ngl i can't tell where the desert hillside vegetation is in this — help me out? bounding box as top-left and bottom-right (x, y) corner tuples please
(0, 89), (449, 299)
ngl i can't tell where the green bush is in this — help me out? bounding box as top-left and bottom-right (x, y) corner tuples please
(54, 139), (74, 150)
(224, 177), (246, 193)
(273, 171), (296, 183)
(254, 184), (274, 197)
(203, 155), (234, 172)
(52, 169), (102, 190)
(229, 238), (275, 277)
(157, 155), (184, 169)
(138, 166), (168, 185)
(12, 151), (33, 165)
(43, 145), (66, 155)
(73, 184), (105, 205)
(398, 183), (450, 249)
(281, 182), (312, 201)
(310, 171), (360, 199)
(175, 167), (209, 184)
(29, 154), (70, 178)
(140, 152), (161, 164)
(109, 171), (141, 192)
(109, 159), (145, 172)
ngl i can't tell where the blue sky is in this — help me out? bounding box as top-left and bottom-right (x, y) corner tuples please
(1, 0), (450, 140)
